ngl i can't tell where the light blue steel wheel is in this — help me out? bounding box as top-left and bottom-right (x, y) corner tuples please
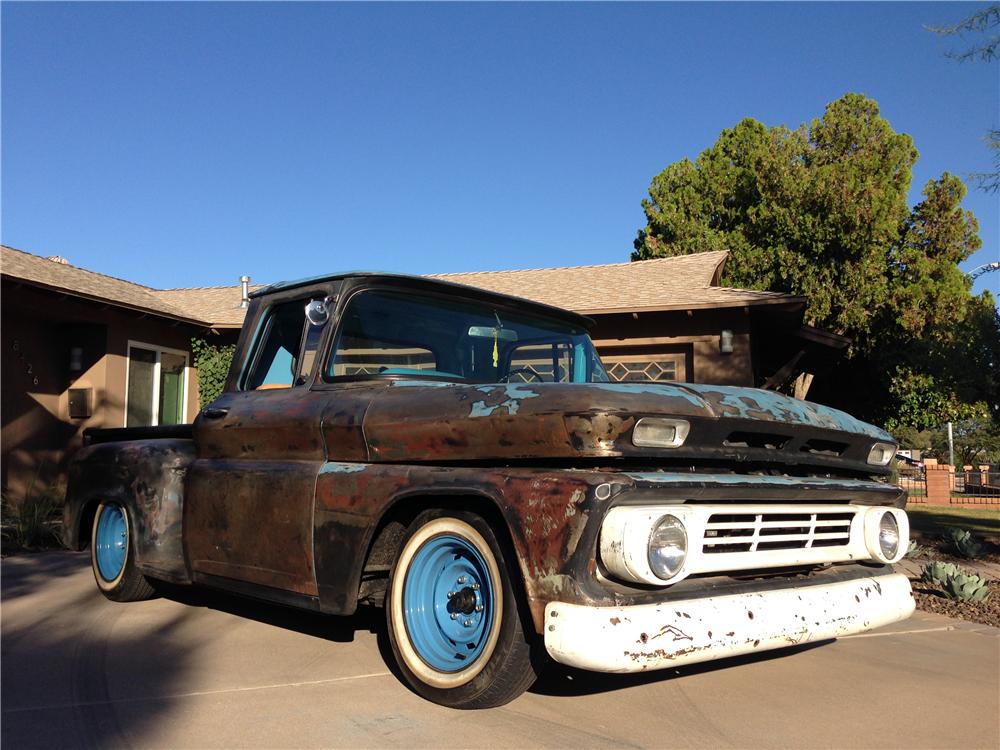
(95, 503), (128, 582)
(403, 533), (496, 673)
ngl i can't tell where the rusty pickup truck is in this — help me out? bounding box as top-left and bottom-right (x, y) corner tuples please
(64, 272), (914, 708)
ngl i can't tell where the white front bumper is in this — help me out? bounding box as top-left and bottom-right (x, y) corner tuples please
(543, 573), (914, 673)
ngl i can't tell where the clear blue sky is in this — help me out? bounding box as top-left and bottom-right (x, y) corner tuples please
(2, 2), (997, 297)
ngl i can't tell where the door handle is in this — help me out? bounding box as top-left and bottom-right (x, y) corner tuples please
(201, 407), (229, 419)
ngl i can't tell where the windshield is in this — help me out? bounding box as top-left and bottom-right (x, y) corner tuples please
(326, 289), (610, 384)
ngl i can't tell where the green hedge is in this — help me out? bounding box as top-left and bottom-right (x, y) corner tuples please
(191, 337), (235, 408)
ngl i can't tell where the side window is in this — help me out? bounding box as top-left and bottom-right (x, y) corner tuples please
(296, 324), (325, 383)
(242, 299), (326, 391)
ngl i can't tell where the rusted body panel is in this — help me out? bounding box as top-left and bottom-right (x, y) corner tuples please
(313, 462), (904, 630)
(314, 463), (603, 625)
(185, 386), (333, 596)
(63, 438), (195, 584)
(64, 272), (907, 656)
(361, 380), (892, 474)
(362, 382), (705, 461)
(192, 387), (329, 460)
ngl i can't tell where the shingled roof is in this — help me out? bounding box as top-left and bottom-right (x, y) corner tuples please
(2, 245), (801, 328)
(1, 244), (204, 324)
(430, 251), (797, 315)
(153, 285), (263, 327)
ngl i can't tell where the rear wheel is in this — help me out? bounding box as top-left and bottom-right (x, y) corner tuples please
(90, 501), (156, 602)
(386, 510), (541, 708)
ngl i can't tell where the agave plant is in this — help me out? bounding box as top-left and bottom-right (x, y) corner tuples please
(947, 528), (986, 560)
(921, 561), (961, 586)
(942, 571), (992, 602)
(905, 540), (928, 559)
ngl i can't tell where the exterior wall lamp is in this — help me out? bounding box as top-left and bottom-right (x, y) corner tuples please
(720, 330), (734, 354)
(69, 346), (83, 372)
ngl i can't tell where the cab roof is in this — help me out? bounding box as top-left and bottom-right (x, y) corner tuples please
(250, 271), (596, 330)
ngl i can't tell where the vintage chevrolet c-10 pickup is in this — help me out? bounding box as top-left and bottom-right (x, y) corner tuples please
(64, 272), (914, 708)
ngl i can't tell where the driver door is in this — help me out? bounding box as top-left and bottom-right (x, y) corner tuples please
(185, 288), (333, 600)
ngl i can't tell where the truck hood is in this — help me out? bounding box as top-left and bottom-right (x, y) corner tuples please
(361, 380), (892, 469)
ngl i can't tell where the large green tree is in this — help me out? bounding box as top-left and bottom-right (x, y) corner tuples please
(633, 93), (995, 429)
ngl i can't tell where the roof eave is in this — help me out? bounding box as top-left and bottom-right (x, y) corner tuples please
(2, 274), (211, 327)
(574, 295), (807, 316)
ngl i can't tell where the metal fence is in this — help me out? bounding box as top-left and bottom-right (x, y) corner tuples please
(956, 469), (1000, 498)
(896, 472), (926, 498)
(896, 467), (1000, 499)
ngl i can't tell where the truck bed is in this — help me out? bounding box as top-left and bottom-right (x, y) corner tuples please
(83, 424), (194, 445)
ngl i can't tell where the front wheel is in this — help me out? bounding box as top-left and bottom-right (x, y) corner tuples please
(386, 510), (542, 708)
(90, 501), (156, 602)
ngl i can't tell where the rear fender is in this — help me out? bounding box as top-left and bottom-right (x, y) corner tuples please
(64, 439), (195, 583)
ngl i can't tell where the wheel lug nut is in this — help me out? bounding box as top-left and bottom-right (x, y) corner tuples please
(463, 619), (473, 627)
(457, 576), (467, 584)
(447, 591), (455, 598)
(475, 604), (483, 612)
(471, 583), (480, 590)
(450, 613), (459, 620)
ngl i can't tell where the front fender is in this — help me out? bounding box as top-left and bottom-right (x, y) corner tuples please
(312, 462), (614, 629)
(64, 439), (195, 583)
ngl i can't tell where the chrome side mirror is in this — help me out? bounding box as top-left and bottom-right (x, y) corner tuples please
(305, 298), (330, 326)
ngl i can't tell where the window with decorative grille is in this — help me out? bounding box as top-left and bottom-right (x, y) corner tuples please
(601, 352), (687, 383)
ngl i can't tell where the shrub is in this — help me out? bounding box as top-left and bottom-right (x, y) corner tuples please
(942, 571), (991, 602)
(905, 540), (929, 558)
(947, 528), (985, 559)
(1, 484), (64, 550)
(191, 337), (236, 408)
(922, 560), (961, 586)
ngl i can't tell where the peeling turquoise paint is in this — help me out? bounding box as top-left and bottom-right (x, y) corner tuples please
(470, 384), (540, 417)
(589, 382), (706, 408)
(677, 384), (892, 441)
(320, 462), (367, 474)
(474, 384), (541, 399)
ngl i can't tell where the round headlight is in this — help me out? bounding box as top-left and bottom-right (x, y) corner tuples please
(648, 515), (688, 580)
(878, 512), (900, 559)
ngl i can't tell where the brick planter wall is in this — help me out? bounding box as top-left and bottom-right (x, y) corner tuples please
(925, 464), (953, 505)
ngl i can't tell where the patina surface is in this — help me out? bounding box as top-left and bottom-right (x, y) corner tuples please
(361, 380), (891, 473)
(64, 438), (194, 584)
(64, 272), (902, 638)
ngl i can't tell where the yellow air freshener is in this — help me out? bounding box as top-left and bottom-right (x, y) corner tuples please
(492, 336), (499, 368)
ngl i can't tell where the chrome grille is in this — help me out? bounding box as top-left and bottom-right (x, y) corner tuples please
(702, 510), (854, 554)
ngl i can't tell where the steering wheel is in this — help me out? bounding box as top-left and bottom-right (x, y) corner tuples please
(501, 367), (544, 383)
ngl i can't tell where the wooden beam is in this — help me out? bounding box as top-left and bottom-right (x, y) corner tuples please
(761, 349), (806, 391)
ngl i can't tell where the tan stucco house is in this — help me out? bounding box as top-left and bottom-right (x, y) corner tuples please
(2, 244), (841, 493)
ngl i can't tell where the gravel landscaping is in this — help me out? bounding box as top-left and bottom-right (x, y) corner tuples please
(910, 580), (1000, 628)
(902, 517), (999, 628)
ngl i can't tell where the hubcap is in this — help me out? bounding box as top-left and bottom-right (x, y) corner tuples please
(95, 505), (128, 582)
(403, 533), (495, 672)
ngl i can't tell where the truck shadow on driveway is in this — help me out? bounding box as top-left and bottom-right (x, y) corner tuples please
(154, 581), (384, 644)
(156, 580), (833, 700)
(153, 583), (412, 686)
(530, 640), (831, 697)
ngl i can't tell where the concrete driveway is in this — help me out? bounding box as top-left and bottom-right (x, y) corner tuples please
(3, 551), (998, 749)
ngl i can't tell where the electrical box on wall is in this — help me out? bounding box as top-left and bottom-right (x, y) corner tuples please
(68, 388), (92, 419)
